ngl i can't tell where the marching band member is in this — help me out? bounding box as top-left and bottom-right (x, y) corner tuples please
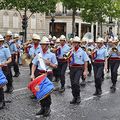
(52, 38), (60, 82)
(31, 36), (57, 117)
(108, 38), (120, 92)
(28, 34), (42, 75)
(57, 35), (71, 92)
(0, 34), (12, 108)
(5, 31), (20, 78)
(93, 38), (108, 96)
(14, 33), (23, 65)
(69, 36), (88, 104)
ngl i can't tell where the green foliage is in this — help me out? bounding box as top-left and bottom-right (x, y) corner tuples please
(80, 0), (113, 23)
(0, 0), (57, 14)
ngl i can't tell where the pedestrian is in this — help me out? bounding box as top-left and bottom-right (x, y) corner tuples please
(108, 38), (120, 92)
(69, 36), (88, 104)
(57, 35), (71, 92)
(5, 31), (20, 77)
(93, 38), (108, 96)
(31, 36), (58, 117)
(28, 34), (42, 75)
(0, 34), (12, 108)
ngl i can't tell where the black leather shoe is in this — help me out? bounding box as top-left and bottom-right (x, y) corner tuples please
(59, 87), (65, 92)
(93, 91), (98, 96)
(76, 97), (81, 104)
(30, 95), (36, 99)
(43, 107), (51, 117)
(70, 98), (76, 104)
(4, 87), (13, 94)
(13, 72), (20, 77)
(93, 90), (102, 96)
(110, 85), (116, 93)
(36, 107), (45, 116)
(0, 102), (5, 110)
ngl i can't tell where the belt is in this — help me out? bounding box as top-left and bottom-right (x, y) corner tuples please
(70, 64), (84, 68)
(94, 60), (105, 63)
(109, 57), (120, 60)
(39, 70), (53, 74)
(58, 58), (67, 62)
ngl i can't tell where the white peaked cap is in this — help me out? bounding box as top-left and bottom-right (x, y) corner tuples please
(48, 35), (52, 39)
(32, 34), (40, 40)
(40, 36), (50, 44)
(6, 31), (12, 36)
(52, 36), (57, 41)
(56, 38), (60, 43)
(14, 33), (19, 38)
(96, 37), (104, 43)
(0, 34), (4, 41)
(88, 39), (94, 43)
(73, 36), (81, 42)
(60, 35), (66, 41)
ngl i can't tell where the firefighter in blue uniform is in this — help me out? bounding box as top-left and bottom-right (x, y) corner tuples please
(0, 34), (12, 109)
(31, 36), (58, 117)
(5, 31), (20, 77)
(28, 34), (42, 75)
(69, 36), (88, 104)
(108, 38), (120, 92)
(57, 35), (70, 92)
(93, 38), (108, 96)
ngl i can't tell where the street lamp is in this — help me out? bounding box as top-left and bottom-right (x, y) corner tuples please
(50, 13), (55, 37)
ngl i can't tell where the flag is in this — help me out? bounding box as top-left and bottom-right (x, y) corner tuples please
(92, 51), (97, 60)
(37, 53), (46, 71)
(56, 47), (61, 56)
(0, 70), (7, 86)
(28, 74), (54, 101)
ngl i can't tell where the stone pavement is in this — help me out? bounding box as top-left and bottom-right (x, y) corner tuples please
(0, 66), (120, 120)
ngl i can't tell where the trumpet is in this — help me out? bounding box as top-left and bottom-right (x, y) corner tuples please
(112, 47), (118, 53)
(63, 48), (73, 60)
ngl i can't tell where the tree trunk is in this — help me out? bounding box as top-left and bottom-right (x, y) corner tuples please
(72, 9), (76, 37)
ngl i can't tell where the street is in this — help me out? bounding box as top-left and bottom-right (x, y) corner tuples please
(0, 66), (120, 120)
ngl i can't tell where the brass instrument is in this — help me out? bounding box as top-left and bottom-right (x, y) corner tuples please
(21, 53), (33, 66)
(112, 47), (118, 53)
(63, 48), (73, 60)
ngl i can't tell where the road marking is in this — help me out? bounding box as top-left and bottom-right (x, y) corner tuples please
(83, 88), (119, 102)
(13, 87), (27, 92)
(13, 87), (119, 103)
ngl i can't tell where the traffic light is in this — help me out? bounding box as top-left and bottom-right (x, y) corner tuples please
(22, 15), (28, 30)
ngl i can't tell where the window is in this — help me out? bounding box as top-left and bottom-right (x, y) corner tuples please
(13, 13), (19, 28)
(3, 12), (9, 28)
(31, 15), (36, 29)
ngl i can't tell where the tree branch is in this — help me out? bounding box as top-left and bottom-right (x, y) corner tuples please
(28, 13), (34, 20)
(16, 9), (23, 19)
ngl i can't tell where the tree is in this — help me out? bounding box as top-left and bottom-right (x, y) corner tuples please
(0, 0), (57, 41)
(80, 0), (114, 37)
(61, 0), (87, 37)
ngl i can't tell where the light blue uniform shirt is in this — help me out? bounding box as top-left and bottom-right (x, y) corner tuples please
(29, 44), (42, 57)
(5, 40), (18, 54)
(95, 46), (108, 60)
(57, 44), (70, 58)
(110, 45), (120, 58)
(0, 45), (11, 64)
(71, 48), (89, 65)
(32, 50), (58, 71)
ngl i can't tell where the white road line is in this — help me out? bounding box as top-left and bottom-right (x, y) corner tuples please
(13, 87), (119, 103)
(13, 87), (27, 92)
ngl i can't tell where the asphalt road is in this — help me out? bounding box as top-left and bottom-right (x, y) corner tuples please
(0, 66), (120, 120)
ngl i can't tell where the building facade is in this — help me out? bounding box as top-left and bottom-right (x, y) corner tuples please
(46, 2), (119, 39)
(0, 10), (46, 40)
